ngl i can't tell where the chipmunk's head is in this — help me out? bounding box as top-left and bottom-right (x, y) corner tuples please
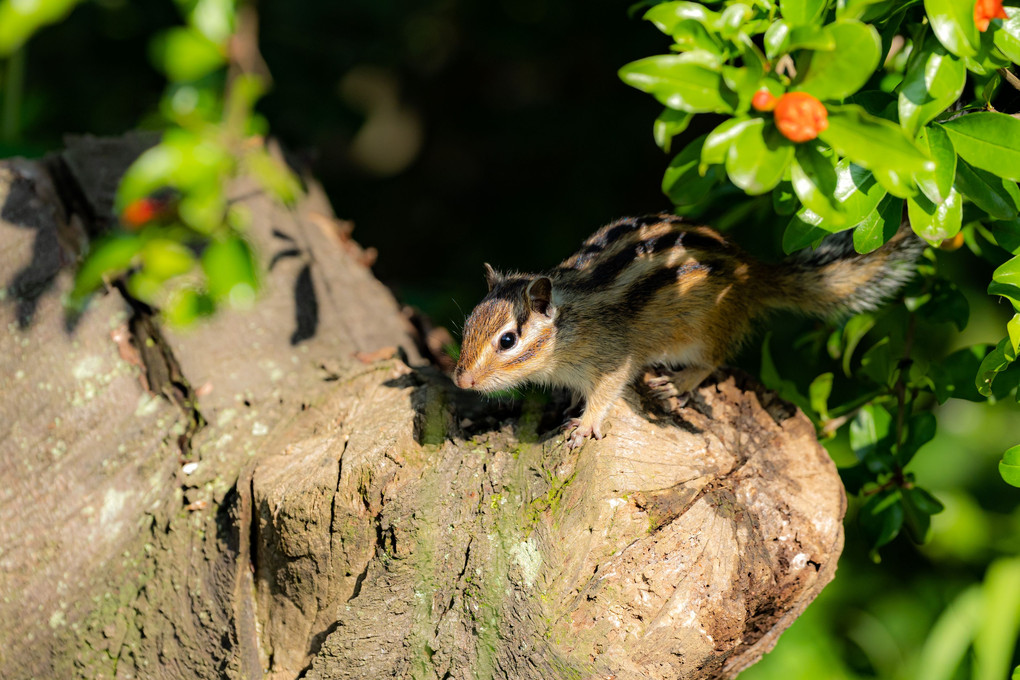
(454, 264), (558, 392)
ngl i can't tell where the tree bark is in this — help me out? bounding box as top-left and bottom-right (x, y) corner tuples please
(0, 136), (845, 679)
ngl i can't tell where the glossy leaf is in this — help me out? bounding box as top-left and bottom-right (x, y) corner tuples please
(725, 119), (795, 195)
(791, 144), (844, 224)
(653, 109), (694, 152)
(783, 211), (831, 252)
(940, 113), (1020, 182)
(901, 486), (941, 543)
(796, 20), (882, 101)
(701, 116), (756, 169)
(644, 2), (721, 36)
(908, 187), (963, 244)
(925, 0), (980, 58)
(989, 254), (1020, 309)
(976, 337), (1017, 397)
(663, 135), (724, 205)
(853, 195), (902, 253)
(1001, 444), (1020, 487)
(954, 160), (1020, 221)
(821, 105), (932, 198)
(993, 7), (1020, 64)
(619, 53), (735, 113)
(915, 125), (957, 205)
(898, 37), (966, 138)
(780, 0), (827, 26)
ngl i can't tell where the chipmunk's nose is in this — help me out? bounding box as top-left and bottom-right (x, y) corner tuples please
(454, 367), (475, 389)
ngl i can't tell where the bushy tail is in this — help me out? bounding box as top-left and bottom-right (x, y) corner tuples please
(764, 226), (923, 320)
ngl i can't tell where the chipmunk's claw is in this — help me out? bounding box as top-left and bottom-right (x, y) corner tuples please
(564, 419), (603, 449)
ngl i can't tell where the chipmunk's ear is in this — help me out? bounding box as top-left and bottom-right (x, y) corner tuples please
(483, 263), (500, 291)
(526, 276), (553, 316)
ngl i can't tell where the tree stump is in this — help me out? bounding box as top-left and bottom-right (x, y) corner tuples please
(0, 136), (844, 679)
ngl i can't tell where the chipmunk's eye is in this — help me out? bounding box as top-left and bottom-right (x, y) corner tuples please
(498, 332), (517, 351)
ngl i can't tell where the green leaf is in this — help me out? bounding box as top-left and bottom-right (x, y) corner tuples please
(859, 490), (904, 559)
(795, 20), (882, 101)
(989, 254), (1020, 309)
(69, 234), (144, 307)
(141, 238), (196, 281)
(976, 336), (1017, 397)
(149, 27), (227, 82)
(898, 413), (937, 466)
(791, 144), (844, 224)
(644, 2), (721, 36)
(809, 372), (834, 420)
(915, 125), (957, 205)
(993, 7), (1020, 64)
(842, 312), (876, 375)
(908, 187), (963, 244)
(916, 279), (970, 330)
(663, 135), (724, 206)
(898, 38), (966, 138)
(202, 236), (258, 308)
(764, 20), (792, 59)
(821, 105), (933, 198)
(701, 116), (756, 169)
(987, 219), (1020, 254)
(860, 336), (894, 385)
(653, 109), (694, 153)
(901, 486), (941, 543)
(0, 0), (82, 55)
(783, 212), (830, 253)
(924, 0), (980, 58)
(619, 53), (736, 113)
(953, 159), (1020, 220)
(772, 181), (798, 215)
(838, 0), (900, 21)
(780, 0), (827, 26)
(1001, 444), (1020, 487)
(1009, 313), (1020, 354)
(931, 345), (990, 402)
(853, 195), (902, 253)
(850, 402), (894, 462)
(725, 119), (795, 195)
(164, 288), (215, 327)
(115, 129), (234, 212)
(940, 114), (1020, 182)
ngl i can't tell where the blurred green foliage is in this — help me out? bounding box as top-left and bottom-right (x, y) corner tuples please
(1, 0), (1018, 676)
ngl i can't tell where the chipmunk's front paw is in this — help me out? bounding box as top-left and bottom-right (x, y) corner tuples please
(564, 418), (603, 449)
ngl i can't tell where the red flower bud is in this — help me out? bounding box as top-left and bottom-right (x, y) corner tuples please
(975, 0), (1008, 32)
(774, 92), (829, 143)
(751, 89), (777, 112)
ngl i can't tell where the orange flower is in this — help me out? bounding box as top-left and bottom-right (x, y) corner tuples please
(751, 89), (777, 112)
(774, 92), (829, 143)
(974, 0), (1008, 32)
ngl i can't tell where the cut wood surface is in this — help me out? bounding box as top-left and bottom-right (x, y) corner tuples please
(0, 136), (844, 679)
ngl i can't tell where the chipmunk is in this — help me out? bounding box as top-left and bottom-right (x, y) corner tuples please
(454, 214), (921, 448)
